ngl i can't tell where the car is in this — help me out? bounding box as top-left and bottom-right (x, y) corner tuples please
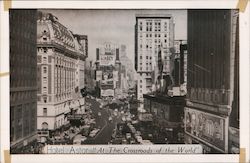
(73, 139), (81, 145)
(140, 140), (153, 145)
(80, 136), (87, 143)
(136, 135), (143, 143)
(98, 112), (102, 116)
(126, 133), (131, 139)
(108, 116), (113, 122)
(89, 128), (100, 137)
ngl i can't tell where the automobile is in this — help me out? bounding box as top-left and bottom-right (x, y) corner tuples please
(108, 116), (113, 122)
(54, 135), (61, 140)
(131, 120), (138, 124)
(80, 136), (87, 143)
(135, 135), (143, 143)
(73, 139), (81, 145)
(98, 112), (102, 116)
(140, 140), (153, 145)
(113, 111), (118, 116)
(126, 133), (131, 139)
(89, 128), (100, 138)
(122, 138), (127, 144)
(120, 111), (124, 114)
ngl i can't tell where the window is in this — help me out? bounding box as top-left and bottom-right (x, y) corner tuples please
(146, 56), (148, 59)
(43, 108), (47, 116)
(140, 56), (142, 59)
(139, 25), (142, 31)
(43, 67), (47, 73)
(43, 97), (47, 103)
(140, 80), (142, 83)
(140, 85), (142, 88)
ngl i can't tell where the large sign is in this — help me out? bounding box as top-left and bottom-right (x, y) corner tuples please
(138, 113), (153, 122)
(100, 55), (115, 66)
(113, 71), (119, 82)
(101, 89), (114, 97)
(67, 114), (83, 120)
(184, 107), (228, 153)
(101, 71), (114, 85)
(96, 71), (102, 81)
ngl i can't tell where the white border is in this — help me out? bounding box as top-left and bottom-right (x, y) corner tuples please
(1, 0), (249, 163)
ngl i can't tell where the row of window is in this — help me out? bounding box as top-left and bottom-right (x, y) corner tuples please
(10, 91), (37, 102)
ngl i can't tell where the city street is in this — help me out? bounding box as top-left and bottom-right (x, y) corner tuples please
(83, 98), (122, 144)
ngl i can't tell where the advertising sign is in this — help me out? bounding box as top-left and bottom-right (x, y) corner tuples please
(138, 113), (153, 122)
(184, 107), (228, 153)
(113, 71), (119, 81)
(100, 54), (115, 66)
(96, 71), (102, 81)
(101, 71), (114, 85)
(67, 114), (83, 120)
(101, 89), (114, 97)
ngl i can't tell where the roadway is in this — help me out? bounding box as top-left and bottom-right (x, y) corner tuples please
(81, 97), (122, 144)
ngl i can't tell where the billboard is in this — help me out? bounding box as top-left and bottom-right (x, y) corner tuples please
(101, 71), (114, 85)
(184, 107), (228, 153)
(96, 71), (102, 81)
(100, 54), (115, 66)
(101, 89), (114, 97)
(113, 71), (119, 81)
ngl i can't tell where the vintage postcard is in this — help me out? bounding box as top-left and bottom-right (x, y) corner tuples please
(1, 1), (249, 163)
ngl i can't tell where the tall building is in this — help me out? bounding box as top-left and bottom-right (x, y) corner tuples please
(135, 14), (174, 101)
(119, 45), (136, 88)
(10, 10), (38, 152)
(185, 10), (239, 154)
(84, 60), (96, 93)
(36, 11), (87, 134)
(95, 42), (121, 97)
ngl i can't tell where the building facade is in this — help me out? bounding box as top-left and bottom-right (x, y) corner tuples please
(135, 14), (174, 101)
(185, 10), (239, 153)
(10, 10), (38, 152)
(84, 60), (96, 93)
(95, 42), (121, 98)
(119, 45), (136, 89)
(36, 11), (87, 134)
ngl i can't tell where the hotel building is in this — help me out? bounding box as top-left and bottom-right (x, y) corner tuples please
(36, 11), (87, 134)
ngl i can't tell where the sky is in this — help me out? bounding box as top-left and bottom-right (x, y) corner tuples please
(42, 9), (187, 65)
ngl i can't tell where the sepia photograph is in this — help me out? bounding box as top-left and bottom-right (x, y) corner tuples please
(8, 8), (240, 155)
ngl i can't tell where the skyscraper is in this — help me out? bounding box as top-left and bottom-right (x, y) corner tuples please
(135, 14), (174, 101)
(10, 9), (38, 153)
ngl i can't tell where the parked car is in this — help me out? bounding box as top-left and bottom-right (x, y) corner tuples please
(126, 133), (131, 139)
(89, 128), (100, 138)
